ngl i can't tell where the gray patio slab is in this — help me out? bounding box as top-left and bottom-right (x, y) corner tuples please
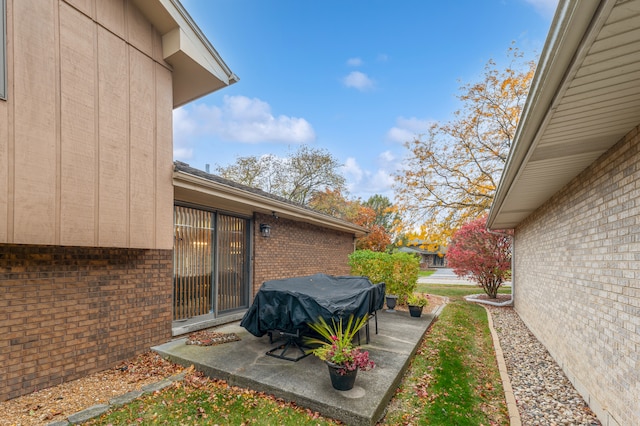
(152, 308), (438, 426)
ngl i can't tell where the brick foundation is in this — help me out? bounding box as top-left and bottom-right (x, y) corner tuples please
(0, 244), (172, 401)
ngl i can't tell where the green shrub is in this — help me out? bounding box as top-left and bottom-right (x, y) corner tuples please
(348, 250), (420, 302)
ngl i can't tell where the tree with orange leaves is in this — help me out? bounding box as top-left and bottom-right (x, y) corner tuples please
(394, 46), (535, 249)
(351, 204), (392, 251)
(309, 190), (394, 252)
(307, 188), (357, 221)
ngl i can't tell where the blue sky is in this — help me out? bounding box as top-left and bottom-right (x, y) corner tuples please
(175, 0), (558, 201)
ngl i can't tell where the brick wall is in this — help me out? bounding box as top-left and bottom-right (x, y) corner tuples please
(514, 125), (640, 426)
(0, 244), (173, 401)
(252, 213), (355, 295)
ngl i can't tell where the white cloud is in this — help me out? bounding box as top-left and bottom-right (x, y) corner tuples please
(523, 0), (559, 19)
(173, 108), (197, 160)
(173, 146), (193, 161)
(173, 107), (198, 135)
(173, 95), (316, 146)
(377, 53), (389, 62)
(342, 157), (364, 182)
(369, 169), (395, 192)
(341, 156), (396, 199)
(378, 150), (395, 164)
(347, 57), (363, 67)
(387, 127), (415, 145)
(342, 71), (375, 91)
(386, 116), (433, 143)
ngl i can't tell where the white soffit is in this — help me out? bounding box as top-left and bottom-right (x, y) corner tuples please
(488, 0), (640, 229)
(131, 0), (238, 108)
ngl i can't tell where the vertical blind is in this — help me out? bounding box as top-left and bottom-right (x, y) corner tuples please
(173, 206), (249, 320)
(173, 206), (214, 320)
(217, 214), (248, 312)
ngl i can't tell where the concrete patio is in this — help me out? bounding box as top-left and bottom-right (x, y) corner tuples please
(153, 306), (443, 426)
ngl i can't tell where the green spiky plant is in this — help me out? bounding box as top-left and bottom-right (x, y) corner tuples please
(305, 315), (375, 375)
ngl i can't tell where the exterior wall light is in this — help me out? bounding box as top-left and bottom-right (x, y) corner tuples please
(260, 224), (271, 238)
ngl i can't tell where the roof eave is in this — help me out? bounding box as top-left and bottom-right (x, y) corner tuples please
(487, 0), (611, 229)
(131, 0), (239, 108)
(173, 171), (369, 237)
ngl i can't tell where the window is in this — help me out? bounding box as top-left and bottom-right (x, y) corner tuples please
(0, 0), (5, 100)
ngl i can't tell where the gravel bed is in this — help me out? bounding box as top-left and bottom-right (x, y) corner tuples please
(488, 306), (601, 425)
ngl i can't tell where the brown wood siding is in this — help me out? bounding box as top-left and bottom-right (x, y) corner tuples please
(97, 26), (129, 246)
(0, 0), (174, 249)
(12, 0), (57, 245)
(0, 82), (7, 243)
(59, 2), (97, 246)
(129, 47), (156, 248)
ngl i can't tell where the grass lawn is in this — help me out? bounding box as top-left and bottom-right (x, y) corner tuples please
(381, 284), (510, 425)
(86, 377), (340, 425)
(86, 284), (510, 425)
(418, 269), (436, 277)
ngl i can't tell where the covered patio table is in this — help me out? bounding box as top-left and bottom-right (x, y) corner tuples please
(240, 273), (385, 360)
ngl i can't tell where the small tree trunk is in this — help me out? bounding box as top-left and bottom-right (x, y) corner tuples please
(481, 278), (500, 299)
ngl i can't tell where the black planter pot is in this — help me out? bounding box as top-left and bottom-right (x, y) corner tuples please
(326, 362), (358, 391)
(408, 305), (424, 318)
(386, 295), (398, 311)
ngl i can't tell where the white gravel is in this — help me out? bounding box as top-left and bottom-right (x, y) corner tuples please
(488, 306), (601, 426)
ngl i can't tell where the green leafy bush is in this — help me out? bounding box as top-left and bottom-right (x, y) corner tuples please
(348, 250), (419, 301)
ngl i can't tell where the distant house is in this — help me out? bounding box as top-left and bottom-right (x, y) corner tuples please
(0, 0), (365, 402)
(397, 242), (446, 269)
(487, 1), (640, 425)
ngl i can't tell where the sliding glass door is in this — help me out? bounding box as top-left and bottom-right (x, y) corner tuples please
(173, 205), (250, 320)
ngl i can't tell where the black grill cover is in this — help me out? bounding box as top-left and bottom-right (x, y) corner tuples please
(240, 273), (385, 337)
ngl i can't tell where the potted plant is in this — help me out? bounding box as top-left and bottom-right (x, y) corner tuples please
(407, 294), (428, 318)
(385, 294), (398, 311)
(305, 315), (375, 391)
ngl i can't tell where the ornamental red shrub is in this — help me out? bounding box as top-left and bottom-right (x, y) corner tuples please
(446, 216), (512, 298)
